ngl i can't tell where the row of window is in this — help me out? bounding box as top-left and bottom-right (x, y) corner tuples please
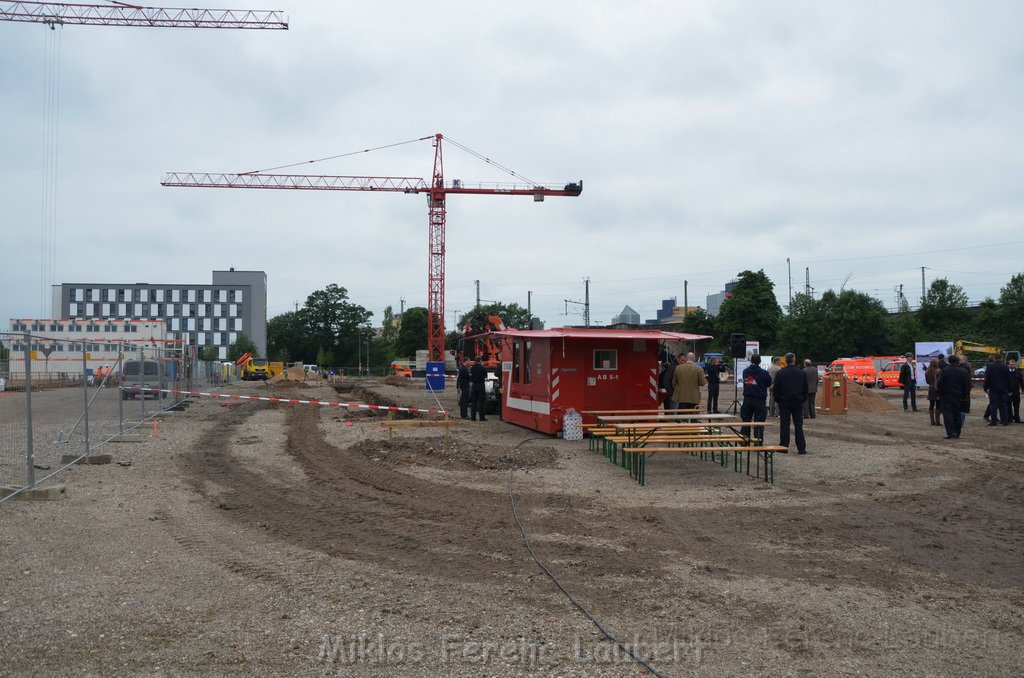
(13, 332), (238, 354)
(71, 288), (244, 304)
(68, 303), (243, 319)
(12, 322), (144, 333)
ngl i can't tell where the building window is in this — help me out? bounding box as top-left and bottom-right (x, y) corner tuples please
(203, 290), (212, 303)
(594, 349), (618, 370)
(171, 289), (180, 303)
(233, 318), (242, 331)
(213, 304), (222, 316)
(218, 290), (227, 303)
(187, 290), (196, 303)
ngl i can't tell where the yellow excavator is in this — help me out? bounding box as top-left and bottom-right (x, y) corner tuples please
(953, 341), (1021, 372)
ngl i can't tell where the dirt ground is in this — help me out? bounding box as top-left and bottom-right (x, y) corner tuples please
(1, 378), (1022, 677)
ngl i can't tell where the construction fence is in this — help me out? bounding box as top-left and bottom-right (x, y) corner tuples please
(0, 332), (227, 503)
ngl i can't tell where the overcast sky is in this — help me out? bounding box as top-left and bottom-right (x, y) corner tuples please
(2, 1), (1022, 333)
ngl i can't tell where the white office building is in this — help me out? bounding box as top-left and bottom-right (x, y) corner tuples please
(49, 269), (267, 359)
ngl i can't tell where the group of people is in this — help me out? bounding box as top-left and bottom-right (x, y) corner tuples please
(456, 356), (490, 421)
(658, 350), (816, 455)
(740, 353), (811, 454)
(923, 352), (1023, 440)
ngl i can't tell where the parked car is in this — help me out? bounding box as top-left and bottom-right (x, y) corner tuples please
(121, 359), (166, 400)
(827, 358), (877, 387)
(876, 359), (907, 388)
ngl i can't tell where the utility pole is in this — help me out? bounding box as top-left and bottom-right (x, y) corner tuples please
(921, 267), (926, 304)
(805, 267), (810, 296)
(683, 280), (688, 318)
(787, 257), (792, 307)
(527, 291), (532, 318)
(584, 277), (590, 327)
(475, 280), (480, 309)
(400, 297), (405, 315)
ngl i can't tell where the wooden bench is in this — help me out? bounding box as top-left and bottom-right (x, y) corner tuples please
(623, 445), (788, 485)
(379, 418), (457, 442)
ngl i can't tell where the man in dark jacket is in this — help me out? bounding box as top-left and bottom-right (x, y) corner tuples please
(705, 356), (726, 414)
(470, 356), (488, 422)
(1008, 359), (1023, 423)
(740, 354), (772, 442)
(898, 352), (918, 412)
(936, 355), (970, 439)
(456, 358), (472, 419)
(983, 355), (1012, 426)
(803, 359), (818, 419)
(772, 353), (808, 454)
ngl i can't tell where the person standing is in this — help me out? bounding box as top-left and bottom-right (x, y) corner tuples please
(803, 359), (818, 419)
(936, 355), (970, 439)
(767, 356), (782, 417)
(456, 357), (472, 420)
(1008, 359), (1023, 423)
(469, 356), (488, 422)
(704, 356), (725, 414)
(740, 354), (772, 442)
(983, 354), (1012, 426)
(925, 358), (943, 426)
(773, 353), (808, 454)
(659, 351), (677, 411)
(898, 352), (918, 412)
(671, 352), (706, 411)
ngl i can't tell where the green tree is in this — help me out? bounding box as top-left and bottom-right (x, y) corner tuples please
(395, 307), (428, 359)
(199, 346), (219, 362)
(228, 332), (258, 361)
(267, 310), (308, 362)
(888, 310), (922, 357)
(299, 284), (373, 367)
(460, 302), (532, 330)
(681, 308), (716, 339)
(968, 298), (1004, 346)
(828, 290), (891, 357)
(917, 278), (969, 339)
(998, 273), (1024, 349)
(715, 270), (783, 350)
(777, 292), (826, 360)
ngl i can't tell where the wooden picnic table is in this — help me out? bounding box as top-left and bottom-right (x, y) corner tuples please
(597, 418), (778, 485)
(596, 412), (738, 424)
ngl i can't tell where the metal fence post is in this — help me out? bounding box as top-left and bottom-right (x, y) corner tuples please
(118, 344), (124, 434)
(24, 332), (35, 489)
(82, 347), (90, 457)
(139, 346), (145, 422)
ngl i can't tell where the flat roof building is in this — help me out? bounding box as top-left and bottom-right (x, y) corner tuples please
(50, 269), (267, 359)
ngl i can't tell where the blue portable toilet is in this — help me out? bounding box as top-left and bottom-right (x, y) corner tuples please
(425, 361), (446, 391)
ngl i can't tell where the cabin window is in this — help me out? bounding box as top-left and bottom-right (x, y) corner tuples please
(512, 341), (521, 384)
(524, 341), (532, 384)
(594, 349), (618, 370)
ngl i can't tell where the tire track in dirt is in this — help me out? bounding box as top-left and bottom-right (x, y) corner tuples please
(178, 401), (671, 589)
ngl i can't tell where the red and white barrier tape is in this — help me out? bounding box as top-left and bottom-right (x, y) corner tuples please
(120, 386), (448, 415)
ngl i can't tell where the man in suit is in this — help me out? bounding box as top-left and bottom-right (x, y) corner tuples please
(1008, 359), (1023, 423)
(773, 353), (808, 454)
(983, 355), (1012, 426)
(936, 355), (970, 439)
(470, 356), (488, 421)
(456, 358), (472, 419)
(803, 358), (818, 419)
(671, 352), (706, 411)
(898, 352), (918, 412)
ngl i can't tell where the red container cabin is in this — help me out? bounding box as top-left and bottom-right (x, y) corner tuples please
(492, 328), (711, 435)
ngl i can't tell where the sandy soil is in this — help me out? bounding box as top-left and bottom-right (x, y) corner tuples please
(1, 378), (1022, 677)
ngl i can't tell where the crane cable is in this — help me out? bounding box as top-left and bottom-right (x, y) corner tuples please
(40, 21), (63, 316)
(242, 136), (433, 174)
(241, 135), (540, 187)
(507, 437), (665, 678)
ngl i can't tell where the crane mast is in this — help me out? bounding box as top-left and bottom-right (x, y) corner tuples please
(0, 2), (288, 28)
(162, 133), (582, 364)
